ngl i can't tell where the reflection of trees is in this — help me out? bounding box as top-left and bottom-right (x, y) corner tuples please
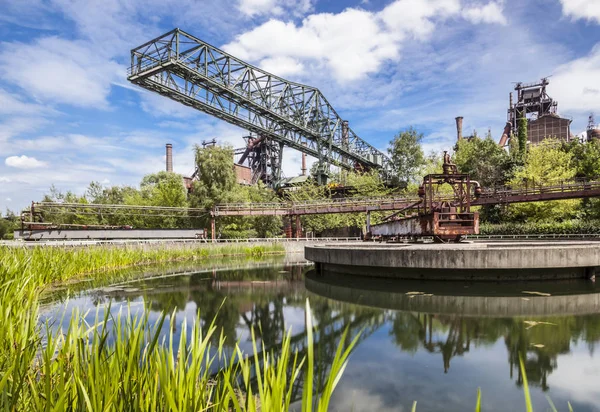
(388, 311), (595, 385)
(391, 312), (426, 353)
(189, 276), (242, 344)
(391, 313), (505, 372)
(505, 318), (573, 391)
(148, 289), (189, 315)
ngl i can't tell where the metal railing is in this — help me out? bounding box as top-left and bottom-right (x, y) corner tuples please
(467, 234), (600, 240)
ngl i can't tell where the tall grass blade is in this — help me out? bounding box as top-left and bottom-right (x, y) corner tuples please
(475, 388), (481, 412)
(519, 353), (534, 412)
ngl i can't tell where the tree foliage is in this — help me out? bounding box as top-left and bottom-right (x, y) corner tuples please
(189, 144), (237, 210)
(388, 127), (425, 183)
(288, 170), (390, 235)
(517, 115), (528, 158)
(454, 136), (513, 187)
(508, 139), (579, 222)
(565, 138), (600, 179)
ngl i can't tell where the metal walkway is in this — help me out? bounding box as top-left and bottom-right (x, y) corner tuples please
(213, 178), (600, 216)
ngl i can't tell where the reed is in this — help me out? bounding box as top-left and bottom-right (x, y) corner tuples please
(0, 242), (285, 289)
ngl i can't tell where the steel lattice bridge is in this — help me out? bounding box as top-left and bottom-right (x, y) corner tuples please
(127, 28), (392, 183)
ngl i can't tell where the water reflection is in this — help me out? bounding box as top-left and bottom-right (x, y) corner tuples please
(44, 261), (600, 411)
(307, 270), (600, 410)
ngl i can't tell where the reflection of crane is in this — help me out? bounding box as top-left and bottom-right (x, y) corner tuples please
(241, 309), (386, 404)
(127, 29), (392, 186)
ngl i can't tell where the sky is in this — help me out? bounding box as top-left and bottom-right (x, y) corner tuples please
(1, 0), (600, 212)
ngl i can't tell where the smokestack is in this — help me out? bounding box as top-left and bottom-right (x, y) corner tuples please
(166, 143), (173, 172)
(301, 141), (307, 176)
(455, 116), (463, 141)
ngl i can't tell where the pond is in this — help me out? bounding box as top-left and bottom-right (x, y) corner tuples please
(42, 257), (600, 411)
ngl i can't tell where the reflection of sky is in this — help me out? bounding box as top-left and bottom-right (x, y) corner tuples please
(331, 326), (600, 412)
(42, 265), (600, 412)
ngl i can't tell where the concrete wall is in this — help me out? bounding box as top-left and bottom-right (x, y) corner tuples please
(305, 242), (600, 280)
(305, 243), (600, 270)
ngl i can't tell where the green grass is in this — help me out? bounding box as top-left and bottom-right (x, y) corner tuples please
(0, 242), (285, 288)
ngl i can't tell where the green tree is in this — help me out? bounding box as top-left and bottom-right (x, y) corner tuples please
(564, 139), (600, 219)
(188, 144), (285, 238)
(189, 144), (237, 210)
(288, 170), (390, 236)
(508, 139), (579, 222)
(517, 115), (528, 158)
(244, 183), (282, 238)
(508, 131), (521, 162)
(0, 217), (14, 239)
(388, 127), (426, 183)
(140, 171), (187, 208)
(454, 136), (513, 187)
(568, 139), (600, 179)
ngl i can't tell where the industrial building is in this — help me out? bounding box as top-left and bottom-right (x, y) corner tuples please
(499, 78), (572, 146)
(587, 114), (600, 142)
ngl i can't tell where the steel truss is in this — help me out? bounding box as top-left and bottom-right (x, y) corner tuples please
(239, 135), (284, 186)
(127, 29), (392, 183)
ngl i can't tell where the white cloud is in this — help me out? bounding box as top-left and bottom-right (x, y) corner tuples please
(550, 43), (600, 114)
(463, 2), (507, 25)
(239, 0), (278, 16)
(224, 0), (471, 82)
(238, 0), (314, 17)
(260, 56), (305, 76)
(379, 0), (460, 39)
(5, 198), (12, 202)
(0, 177), (11, 183)
(0, 117), (49, 142)
(0, 37), (122, 108)
(140, 91), (200, 119)
(5, 155), (48, 169)
(0, 89), (56, 116)
(559, 0), (600, 24)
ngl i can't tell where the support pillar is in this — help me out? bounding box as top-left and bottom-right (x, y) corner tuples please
(285, 216), (293, 238)
(295, 215), (302, 239)
(211, 217), (216, 242)
(366, 210), (371, 234)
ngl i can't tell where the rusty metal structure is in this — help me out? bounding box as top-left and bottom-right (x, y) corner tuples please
(498, 122), (512, 147)
(369, 152), (480, 242)
(504, 78), (571, 146)
(236, 135), (284, 185)
(587, 113), (600, 141)
(128, 28), (392, 187)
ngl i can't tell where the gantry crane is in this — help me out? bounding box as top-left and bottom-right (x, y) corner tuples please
(127, 28), (392, 186)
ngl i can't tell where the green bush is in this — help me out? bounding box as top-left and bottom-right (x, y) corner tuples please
(480, 219), (600, 235)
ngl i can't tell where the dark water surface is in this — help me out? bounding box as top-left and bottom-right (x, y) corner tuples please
(42, 258), (600, 411)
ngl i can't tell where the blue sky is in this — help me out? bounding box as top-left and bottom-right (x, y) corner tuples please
(1, 0), (600, 211)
